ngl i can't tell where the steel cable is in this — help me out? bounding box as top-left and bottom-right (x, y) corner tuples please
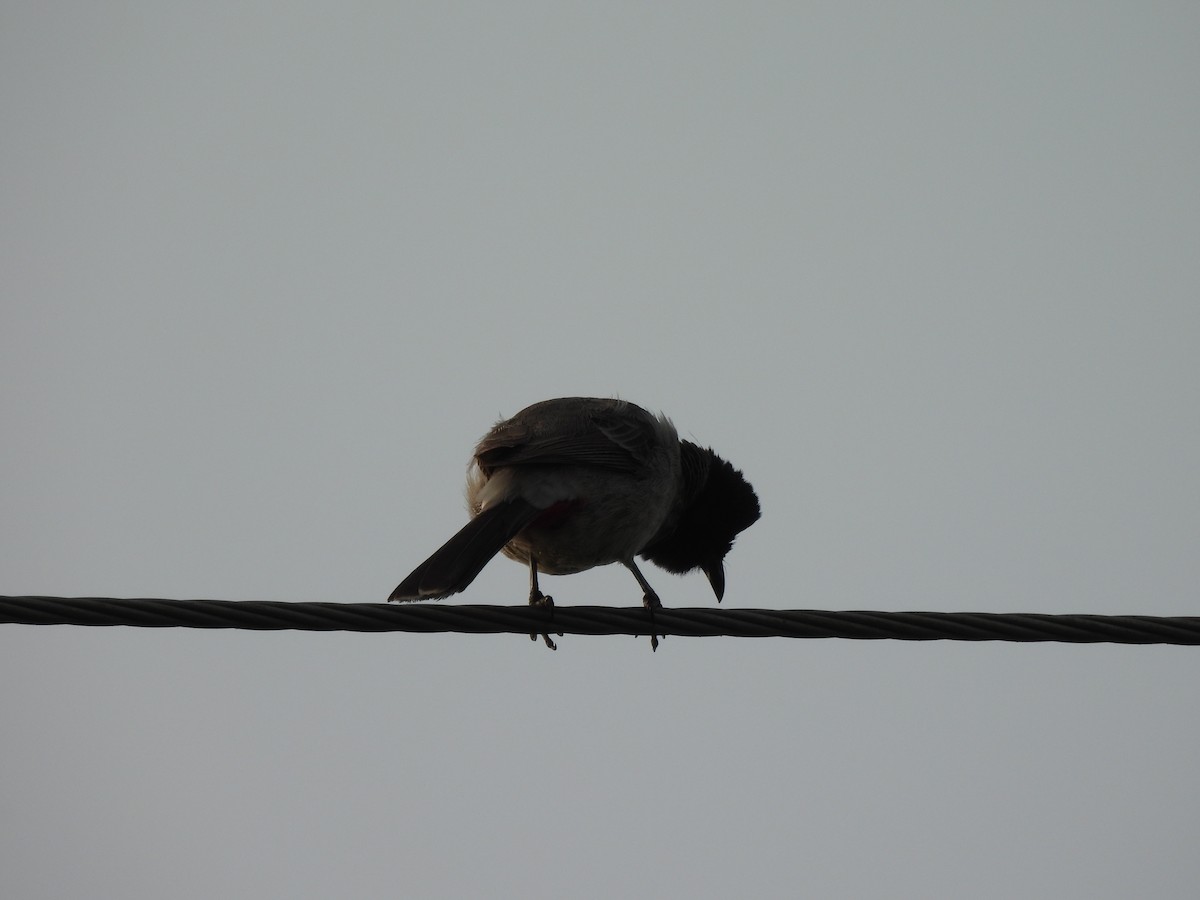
(2, 596), (1198, 644)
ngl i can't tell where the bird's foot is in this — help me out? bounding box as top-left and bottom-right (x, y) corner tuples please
(643, 591), (663, 652)
(528, 590), (559, 651)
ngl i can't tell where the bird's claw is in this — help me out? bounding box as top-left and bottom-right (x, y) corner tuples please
(528, 591), (559, 650)
(643, 592), (663, 652)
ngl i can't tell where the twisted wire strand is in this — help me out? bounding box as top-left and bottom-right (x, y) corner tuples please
(2, 596), (1198, 644)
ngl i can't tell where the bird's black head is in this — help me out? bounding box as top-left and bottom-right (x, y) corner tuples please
(640, 441), (761, 601)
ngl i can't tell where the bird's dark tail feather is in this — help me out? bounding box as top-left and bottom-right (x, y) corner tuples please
(389, 499), (540, 601)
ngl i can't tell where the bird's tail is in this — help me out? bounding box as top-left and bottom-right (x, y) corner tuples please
(388, 499), (540, 601)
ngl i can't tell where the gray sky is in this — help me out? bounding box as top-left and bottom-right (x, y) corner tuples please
(3, 3), (1198, 898)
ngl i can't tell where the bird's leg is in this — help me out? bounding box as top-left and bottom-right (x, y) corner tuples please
(527, 556), (558, 650)
(624, 560), (663, 652)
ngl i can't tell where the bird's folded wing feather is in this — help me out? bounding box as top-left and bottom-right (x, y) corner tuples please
(474, 400), (655, 474)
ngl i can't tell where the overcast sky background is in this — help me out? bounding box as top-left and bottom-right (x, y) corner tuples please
(3, 3), (1199, 898)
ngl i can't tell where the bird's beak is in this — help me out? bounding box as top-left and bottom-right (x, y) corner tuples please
(703, 560), (726, 602)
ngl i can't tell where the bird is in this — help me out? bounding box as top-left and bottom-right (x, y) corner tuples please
(389, 397), (760, 649)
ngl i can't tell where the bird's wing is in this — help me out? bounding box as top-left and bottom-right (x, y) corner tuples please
(474, 398), (660, 474)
